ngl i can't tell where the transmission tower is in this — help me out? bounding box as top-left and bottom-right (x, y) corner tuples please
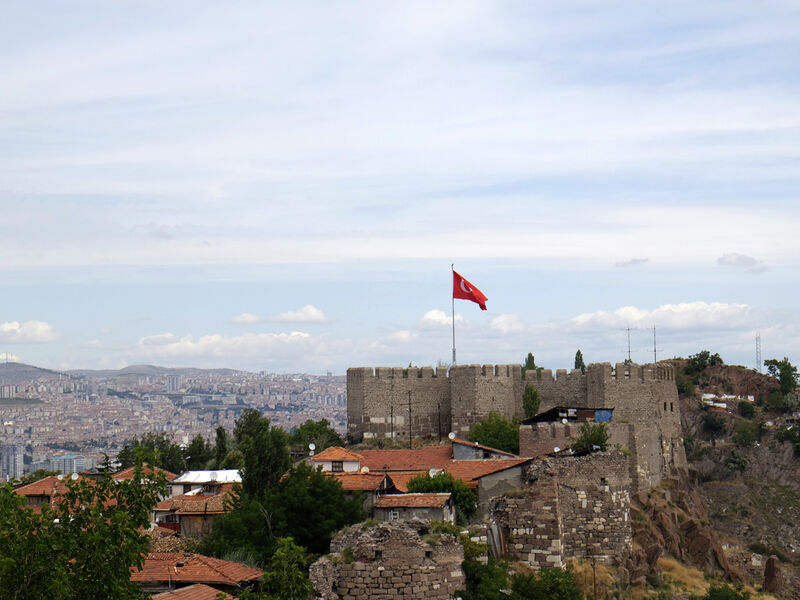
(755, 332), (762, 372)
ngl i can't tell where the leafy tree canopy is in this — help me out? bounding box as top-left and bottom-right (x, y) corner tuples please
(510, 567), (584, 600)
(0, 465), (164, 599)
(468, 411), (520, 455)
(684, 350), (724, 379)
(238, 410), (291, 499)
(522, 384), (540, 420)
(574, 350), (586, 374)
(571, 421), (609, 453)
(407, 471), (477, 525)
(239, 537), (313, 600)
(117, 432), (187, 474)
(290, 419), (343, 453)
(185, 434), (215, 470)
(764, 357), (799, 395)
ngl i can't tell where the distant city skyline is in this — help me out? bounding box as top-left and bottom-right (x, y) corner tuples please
(1, 2), (798, 373)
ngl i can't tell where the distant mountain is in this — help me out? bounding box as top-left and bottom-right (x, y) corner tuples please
(66, 364), (244, 379)
(0, 361), (245, 383)
(0, 362), (68, 384)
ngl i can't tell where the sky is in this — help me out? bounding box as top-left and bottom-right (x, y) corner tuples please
(1, 1), (799, 374)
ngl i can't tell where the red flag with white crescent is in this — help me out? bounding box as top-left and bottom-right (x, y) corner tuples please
(452, 270), (488, 310)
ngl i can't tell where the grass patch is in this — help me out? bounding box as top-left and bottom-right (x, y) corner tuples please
(657, 557), (707, 595)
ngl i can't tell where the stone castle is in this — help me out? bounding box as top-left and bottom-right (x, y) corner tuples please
(347, 361), (686, 491)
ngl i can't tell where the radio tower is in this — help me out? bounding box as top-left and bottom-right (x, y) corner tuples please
(755, 332), (762, 372)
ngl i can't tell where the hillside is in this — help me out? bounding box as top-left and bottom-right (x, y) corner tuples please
(0, 362), (67, 384)
(675, 359), (800, 597)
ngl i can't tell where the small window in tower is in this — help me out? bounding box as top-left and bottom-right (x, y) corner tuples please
(663, 402), (667, 412)
(375, 550), (382, 559)
(670, 403), (674, 412)
(425, 550), (433, 560)
(332, 461), (343, 472)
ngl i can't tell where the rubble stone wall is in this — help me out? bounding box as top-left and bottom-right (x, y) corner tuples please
(310, 522), (464, 600)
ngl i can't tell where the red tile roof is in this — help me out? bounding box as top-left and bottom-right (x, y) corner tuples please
(360, 446), (453, 472)
(451, 438), (517, 457)
(329, 472), (389, 491)
(114, 464), (178, 482)
(384, 471), (428, 493)
(374, 493), (452, 509)
(154, 484), (235, 515)
(444, 459), (530, 482)
(131, 553), (262, 587)
(311, 446), (364, 462)
(152, 583), (233, 599)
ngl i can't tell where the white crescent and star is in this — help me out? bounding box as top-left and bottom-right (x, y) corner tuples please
(460, 280), (472, 293)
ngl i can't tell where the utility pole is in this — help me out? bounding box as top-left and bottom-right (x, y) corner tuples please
(407, 391), (412, 448)
(390, 400), (394, 441)
(437, 401), (442, 442)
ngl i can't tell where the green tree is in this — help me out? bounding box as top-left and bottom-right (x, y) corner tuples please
(685, 351), (724, 379)
(258, 537), (313, 600)
(214, 425), (229, 468)
(522, 384), (540, 419)
(510, 567), (584, 600)
(574, 350), (586, 374)
(468, 412), (520, 455)
(764, 357), (798, 395)
(737, 401), (755, 419)
(460, 557), (509, 600)
(185, 434), (214, 470)
(521, 353), (538, 379)
(571, 421), (609, 453)
(732, 420), (761, 447)
(0, 465), (164, 599)
(703, 412), (727, 439)
(238, 412), (291, 500)
(290, 419), (343, 454)
(117, 432), (187, 474)
(265, 463), (364, 555)
(407, 471), (477, 525)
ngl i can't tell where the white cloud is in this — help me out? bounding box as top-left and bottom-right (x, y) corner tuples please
(615, 258), (649, 268)
(570, 301), (757, 331)
(0, 321), (59, 343)
(421, 310), (463, 327)
(276, 305), (327, 323)
(490, 314), (526, 334)
(138, 331), (313, 359)
(231, 312), (261, 324)
(717, 253), (766, 272)
(388, 330), (416, 343)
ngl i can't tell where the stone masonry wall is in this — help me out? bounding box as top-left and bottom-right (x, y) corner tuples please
(347, 367), (451, 442)
(491, 452), (632, 569)
(310, 522), (464, 600)
(450, 364), (523, 436)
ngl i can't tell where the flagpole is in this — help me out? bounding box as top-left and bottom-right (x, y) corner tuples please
(451, 264), (456, 365)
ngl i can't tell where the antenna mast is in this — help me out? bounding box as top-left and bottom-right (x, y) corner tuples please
(653, 325), (657, 363)
(756, 332), (762, 372)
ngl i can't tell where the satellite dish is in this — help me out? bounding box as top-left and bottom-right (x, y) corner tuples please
(561, 418), (568, 424)
(361, 466), (369, 473)
(554, 447), (561, 453)
(308, 443), (316, 451)
(447, 432), (456, 440)
(71, 473), (79, 481)
(57, 474), (64, 480)
(208, 471), (218, 482)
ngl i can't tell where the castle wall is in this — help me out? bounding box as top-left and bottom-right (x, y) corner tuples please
(346, 367), (450, 442)
(347, 361), (687, 492)
(450, 364), (522, 436)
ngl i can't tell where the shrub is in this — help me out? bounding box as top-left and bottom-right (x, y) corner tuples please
(407, 472), (477, 525)
(703, 412), (726, 437)
(737, 401), (755, 418)
(571, 421), (609, 454)
(731, 420), (761, 447)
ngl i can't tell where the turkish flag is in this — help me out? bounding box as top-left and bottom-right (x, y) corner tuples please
(453, 271), (488, 310)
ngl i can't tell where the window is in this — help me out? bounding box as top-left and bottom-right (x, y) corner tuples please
(389, 510), (400, 521)
(332, 461), (343, 473)
(425, 551), (432, 560)
(375, 550), (382, 559)
(670, 403), (674, 412)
